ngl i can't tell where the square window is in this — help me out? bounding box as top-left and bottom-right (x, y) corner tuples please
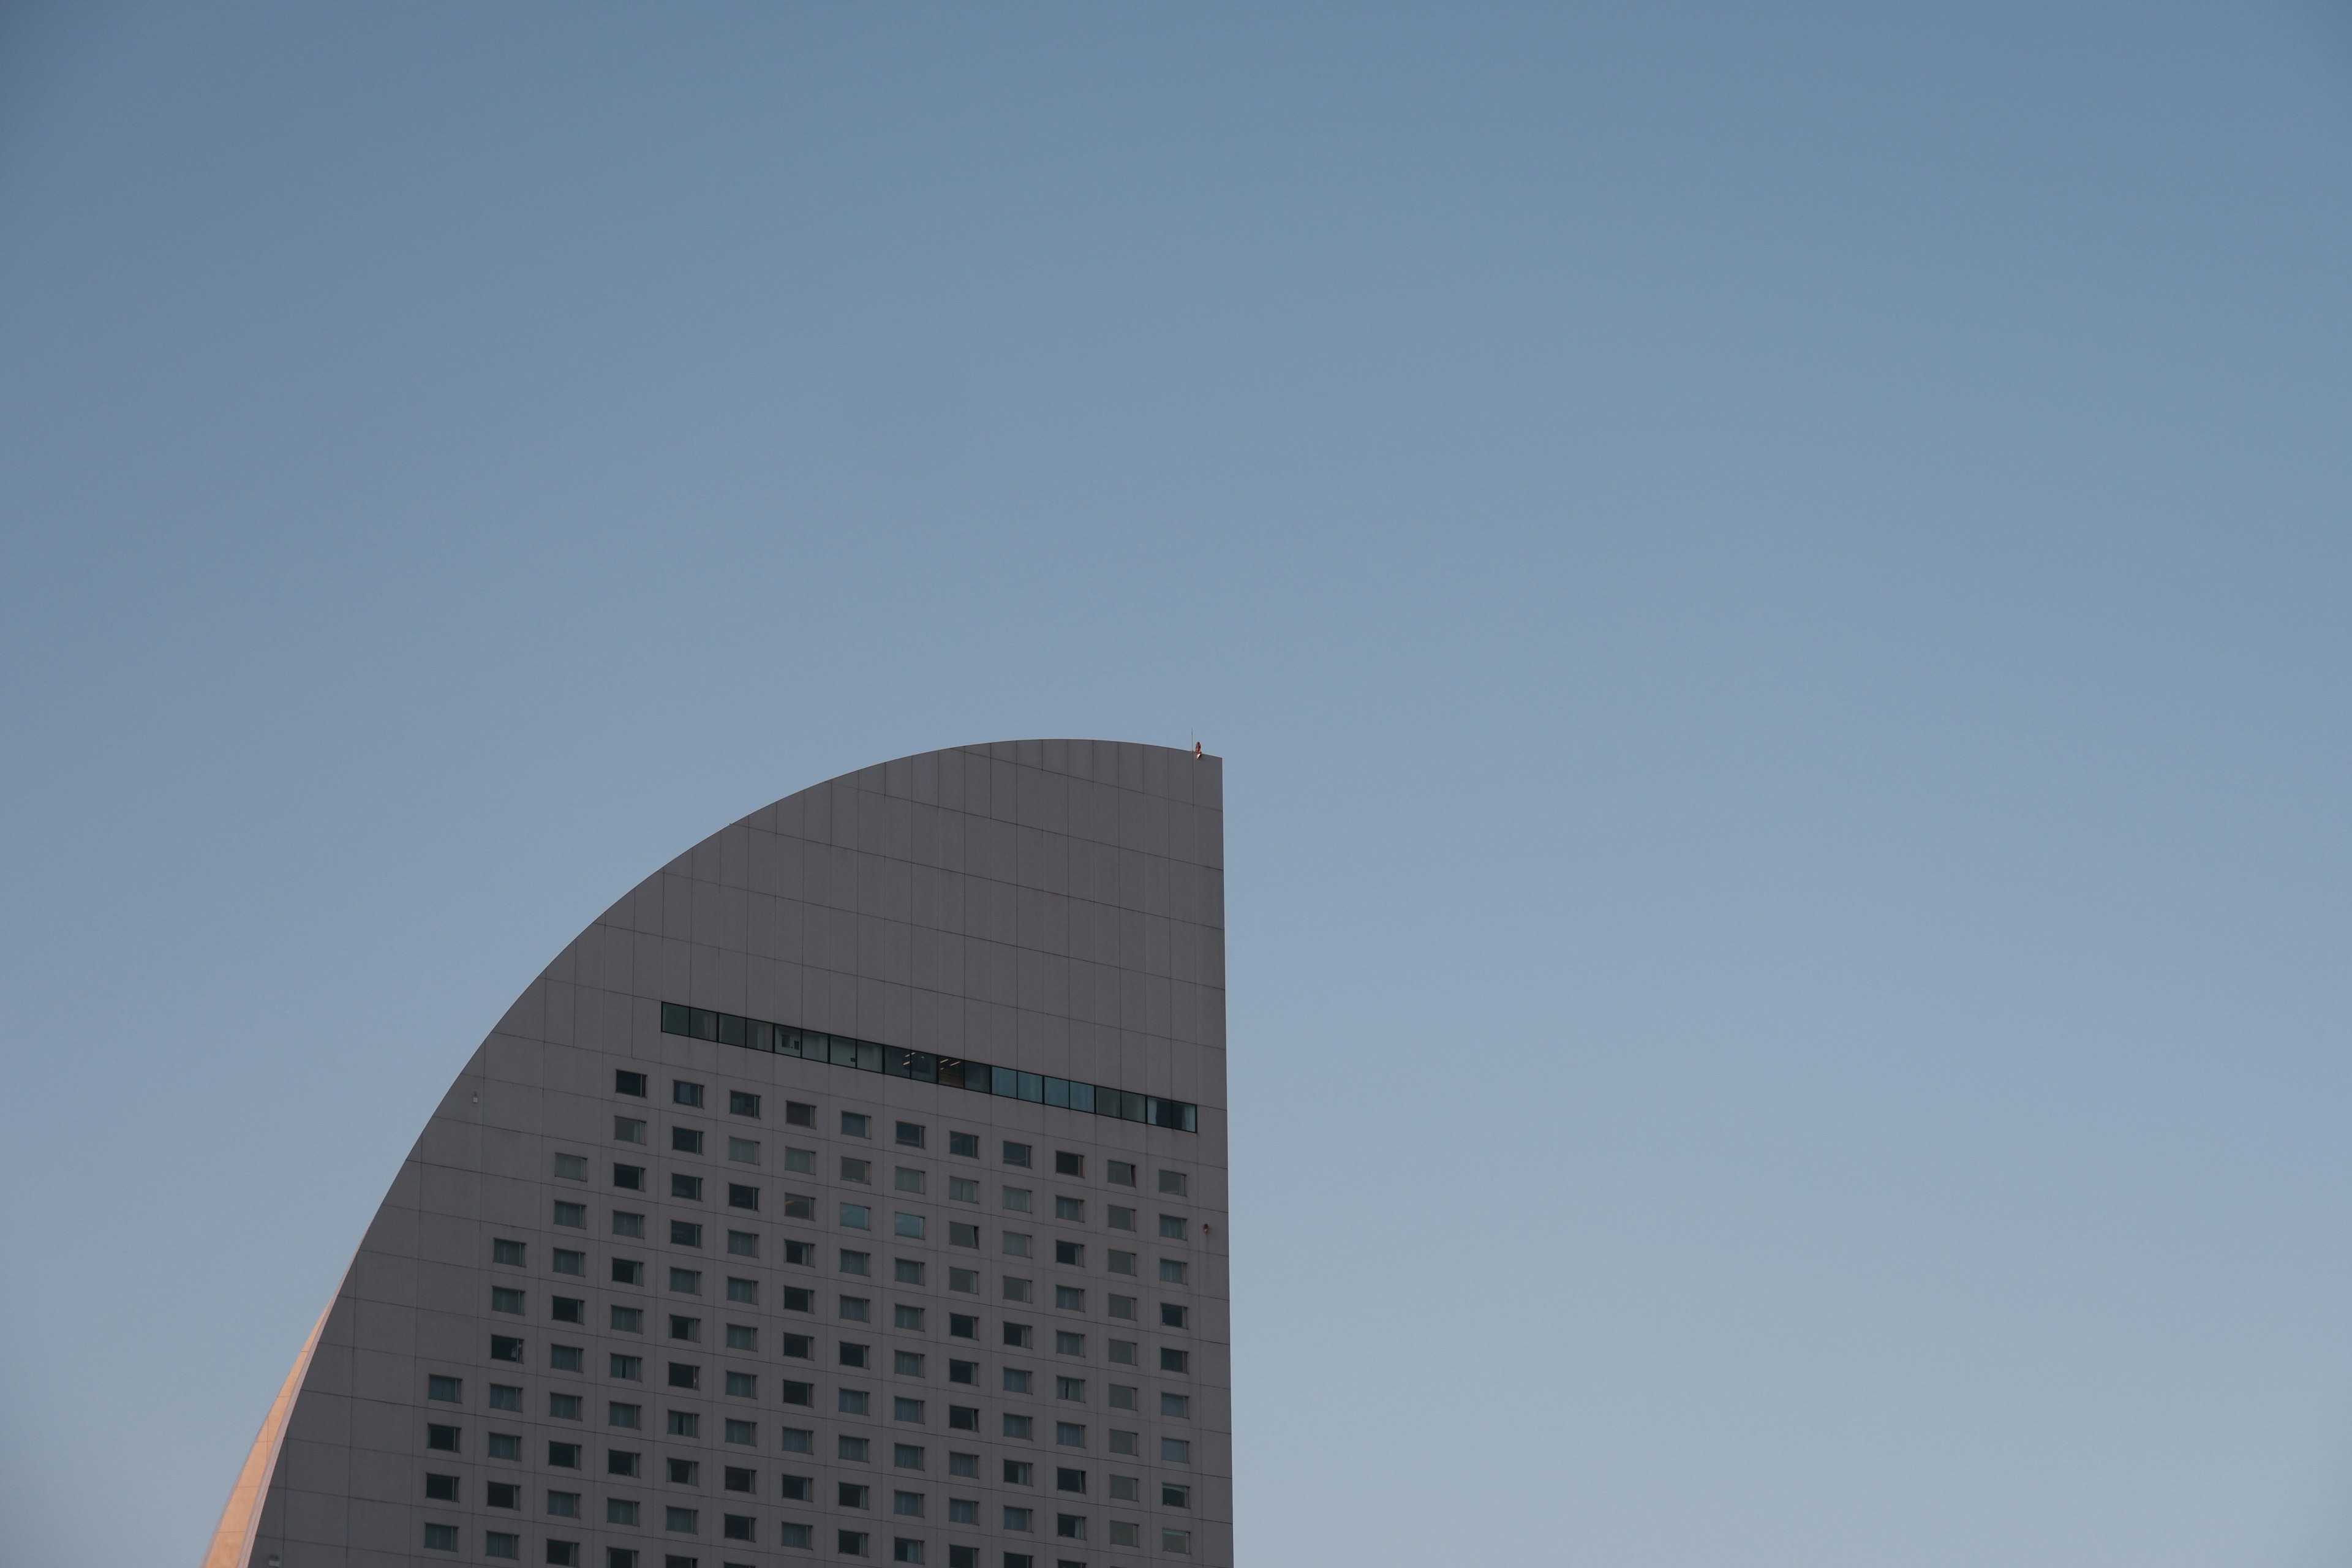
(1054, 1243), (1082, 1268)
(892, 1490), (924, 1517)
(609, 1449), (641, 1476)
(423, 1523), (458, 1551)
(949, 1360), (977, 1384)
(664, 1505), (698, 1532)
(1053, 1196), (1084, 1222)
(842, 1112), (872, 1139)
(782, 1472), (812, 1498)
(725, 1420), (756, 1446)
(949, 1453), (979, 1478)
(783, 1379), (813, 1406)
(674, 1081), (704, 1108)
(725, 1512), (756, 1540)
(492, 1287), (526, 1315)
(1107, 1255), (1135, 1280)
(1161, 1482), (1191, 1507)
(1160, 1302), (1187, 1328)
(950, 1314), (978, 1339)
(785, 1147), (815, 1174)
(1157, 1216), (1185, 1240)
(668, 1363), (700, 1390)
(494, 1238), (527, 1266)
(549, 1488), (582, 1516)
(426, 1472), (459, 1499)
(896, 1121), (925, 1148)
(1159, 1393), (1189, 1418)
(1055, 1378), (1084, 1401)
(1004, 1324), (1033, 1348)
(780, 1522), (813, 1548)
(428, 1375), (462, 1403)
(608, 1501), (640, 1527)
(1160, 1437), (1189, 1463)
(1004, 1368), (1033, 1395)
(727, 1276), (758, 1305)
(1108, 1341), (1136, 1366)
(842, 1391), (872, 1417)
(613, 1306), (645, 1333)
(783, 1333), (813, 1359)
(611, 1355), (644, 1383)
(842, 1204), (872, 1230)
(554, 1248), (585, 1276)
(949, 1406), (979, 1431)
(895, 1303), (925, 1329)
(617, 1071), (649, 1097)
(726, 1320), (757, 1348)
(1003, 1506), (1033, 1531)
(726, 1371), (756, 1398)
(1108, 1384), (1137, 1410)
(1161, 1528), (1191, 1554)
(782, 1427), (815, 1452)
(666, 1450), (699, 1477)
(1054, 1468), (1086, 1494)
(838, 1532), (869, 1557)
(842, 1343), (871, 1368)
(1108, 1476), (1138, 1501)
(1054, 1424), (1084, 1448)
(949, 1223), (980, 1250)
(948, 1131), (979, 1158)
(1001, 1142), (1031, 1167)
(1004, 1278), (1033, 1304)
(1003, 1234), (1031, 1259)
(839, 1482), (872, 1507)
(1157, 1170), (1186, 1196)
(895, 1213), (925, 1239)
(614, 1260), (645, 1287)
(1001, 1188), (1031, 1213)
(1054, 1152), (1083, 1177)
(783, 1099), (815, 1127)
(893, 1540), (924, 1564)
(1159, 1348), (1188, 1374)
(1158, 1261), (1186, 1285)
(730, 1091), (760, 1118)
(949, 1270), (978, 1294)
(842, 1296), (871, 1322)
(614, 1164), (645, 1191)
(1107, 1431), (1137, 1457)
(949, 1178), (978, 1204)
(786, 1242), (815, 1268)
(842, 1250), (871, 1275)
(1054, 1515), (1084, 1540)
(1107, 1162), (1135, 1187)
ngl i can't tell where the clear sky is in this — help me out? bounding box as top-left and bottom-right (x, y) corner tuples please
(3, 4), (2350, 1564)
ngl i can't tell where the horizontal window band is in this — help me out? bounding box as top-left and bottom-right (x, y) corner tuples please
(658, 1003), (1197, 1134)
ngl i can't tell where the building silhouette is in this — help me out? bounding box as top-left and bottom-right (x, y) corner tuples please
(204, 741), (1230, 1568)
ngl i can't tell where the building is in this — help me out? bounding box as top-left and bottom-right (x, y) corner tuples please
(203, 740), (1230, 1568)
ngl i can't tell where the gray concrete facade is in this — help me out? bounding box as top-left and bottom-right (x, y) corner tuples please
(211, 740), (1230, 1568)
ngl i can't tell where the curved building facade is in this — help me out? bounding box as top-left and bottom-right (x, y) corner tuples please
(207, 740), (1230, 1568)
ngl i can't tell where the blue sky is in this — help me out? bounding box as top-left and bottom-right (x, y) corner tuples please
(3, 4), (2350, 1564)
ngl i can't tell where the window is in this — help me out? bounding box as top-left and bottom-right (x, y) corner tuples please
(949, 1269), (978, 1294)
(841, 1296), (871, 1322)
(1053, 1197), (1083, 1222)
(1158, 1261), (1186, 1285)
(423, 1523), (458, 1551)
(1001, 1142), (1031, 1167)
(842, 1391), (872, 1417)
(780, 1523), (813, 1548)
(671, 1269), (703, 1294)
(1159, 1393), (1189, 1418)
(949, 1131), (979, 1158)
(1160, 1437), (1189, 1463)
(786, 1101), (815, 1127)
(609, 1450), (641, 1476)
(1107, 1254), (1135, 1279)
(673, 1128), (704, 1156)
(492, 1288), (526, 1315)
(894, 1303), (925, 1330)
(549, 1489), (582, 1515)
(948, 1406), (978, 1431)
(1004, 1324), (1033, 1348)
(1107, 1431), (1137, 1456)
(1001, 1188), (1032, 1213)
(725, 1513), (756, 1540)
(428, 1375), (462, 1403)
(1055, 1378), (1085, 1402)
(608, 1500), (639, 1524)
(551, 1393), (583, 1421)
(1159, 1302), (1187, 1329)
(674, 1080), (704, 1108)
(949, 1360), (976, 1384)
(782, 1379), (813, 1404)
(783, 1194), (815, 1219)
(785, 1147), (815, 1174)
(617, 1071), (648, 1097)
(728, 1185), (759, 1211)
(1054, 1467), (1087, 1494)
(782, 1427), (815, 1453)
(613, 1306), (645, 1333)
(1107, 1161), (1134, 1187)
(949, 1178), (978, 1204)
(616, 1212), (646, 1238)
(725, 1419), (756, 1446)
(1159, 1349), (1188, 1374)
(1158, 1216), (1185, 1240)
(842, 1158), (872, 1184)
(555, 1248), (585, 1276)
(615, 1165), (646, 1191)
(673, 1221), (704, 1247)
(896, 1121), (925, 1148)
(722, 1466), (752, 1492)
(493, 1238), (527, 1266)
(555, 1154), (588, 1182)
(1108, 1341), (1136, 1366)
(895, 1167), (926, 1194)
(1109, 1386), (1136, 1410)
(1109, 1521), (1140, 1547)
(950, 1314), (978, 1339)
(665, 1506), (698, 1533)
(730, 1091), (760, 1118)
(1107, 1208), (1134, 1232)
(612, 1355), (644, 1381)
(894, 1351), (925, 1377)
(839, 1532), (869, 1557)
(555, 1200), (587, 1228)
(786, 1243), (815, 1267)
(552, 1344), (586, 1371)
(614, 1260), (646, 1287)
(1108, 1475), (1139, 1502)
(1003, 1234), (1031, 1258)
(949, 1453), (979, 1478)
(949, 1224), (980, 1249)
(726, 1371), (756, 1398)
(1003, 1507), (1033, 1531)
(667, 1450), (700, 1476)
(895, 1259), (925, 1286)
(839, 1482), (872, 1508)
(727, 1232), (758, 1258)
(668, 1362), (701, 1390)
(893, 1397), (925, 1422)
(426, 1473), (459, 1499)
(673, 1175), (705, 1202)
(841, 1343), (870, 1368)
(616, 1118), (647, 1144)
(1004, 1369), (1033, 1395)
(1054, 1333), (1084, 1356)
(842, 1112), (871, 1139)
(841, 1204), (872, 1230)
(491, 1336), (525, 1362)
(895, 1213), (925, 1239)
(725, 1318), (757, 1348)
(782, 1333), (813, 1359)
(1003, 1414), (1034, 1439)
(1160, 1482), (1193, 1508)
(1004, 1279), (1033, 1304)
(728, 1137), (759, 1164)
(1054, 1515), (1084, 1540)
(948, 1544), (979, 1568)
(1054, 1424), (1084, 1449)
(1054, 1152), (1083, 1177)
(726, 1275), (758, 1306)
(1053, 1243), (1082, 1268)
(1161, 1529), (1192, 1554)
(611, 1400), (642, 1424)
(782, 1472), (812, 1498)
(892, 1540), (924, 1564)
(892, 1490), (924, 1517)
(491, 1384), (523, 1411)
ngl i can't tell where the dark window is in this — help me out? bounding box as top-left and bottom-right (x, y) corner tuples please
(613, 1260), (644, 1286)
(487, 1481), (521, 1509)
(549, 1392), (582, 1420)
(840, 1343), (869, 1368)
(895, 1121), (925, 1148)
(609, 1450), (641, 1476)
(551, 1343), (584, 1373)
(425, 1472), (459, 1499)
(667, 1452), (699, 1479)
(491, 1337), (524, 1363)
(547, 1543), (580, 1567)
(1160, 1349), (1189, 1374)
(781, 1380), (813, 1406)
(553, 1297), (584, 1323)
(668, 1363), (699, 1389)
(894, 1444), (925, 1469)
(949, 1360), (977, 1384)
(672, 1221), (703, 1247)
(839, 1482), (871, 1507)
(785, 1242), (814, 1268)
(489, 1384), (522, 1411)
(1055, 1468), (1085, 1493)
(727, 1184), (758, 1211)
(729, 1091), (760, 1118)
(949, 1223), (979, 1249)
(554, 1200), (586, 1228)
(1055, 1514), (1085, 1539)
(669, 1315), (701, 1342)
(724, 1515), (755, 1541)
(670, 1268), (703, 1294)
(494, 1238), (527, 1266)
(724, 1467), (753, 1493)
(673, 1128), (704, 1155)
(1054, 1152), (1083, 1177)
(674, 1081), (704, 1108)
(615, 1165), (645, 1191)
(489, 1431), (524, 1459)
(672, 1174), (704, 1201)
(948, 1406), (978, 1431)
(1003, 1324), (1031, 1348)
(842, 1112), (871, 1139)
(428, 1424), (462, 1452)
(782, 1334), (813, 1360)
(549, 1442), (582, 1468)
(617, 1071), (648, 1098)
(786, 1101), (815, 1127)
(948, 1132), (979, 1159)
(1001, 1142), (1031, 1168)
(1161, 1303), (1187, 1329)
(428, 1375), (461, 1402)
(782, 1474), (813, 1498)
(1054, 1242), (1082, 1267)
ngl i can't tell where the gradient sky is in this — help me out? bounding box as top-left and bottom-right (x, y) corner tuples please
(4, 5), (2351, 1564)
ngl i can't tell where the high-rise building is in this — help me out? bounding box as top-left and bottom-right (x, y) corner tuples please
(203, 740), (1229, 1568)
